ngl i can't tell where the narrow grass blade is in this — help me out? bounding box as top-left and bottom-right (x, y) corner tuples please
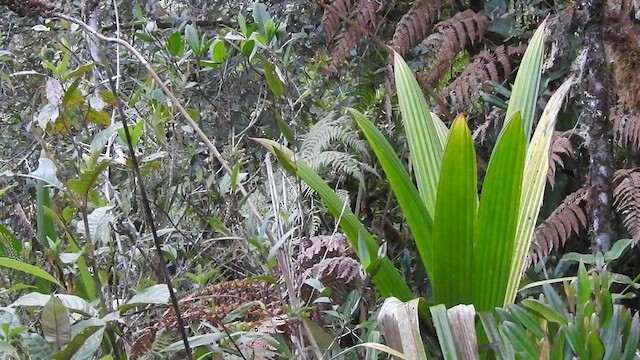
(395, 52), (444, 218)
(253, 138), (413, 300)
(350, 109), (433, 275)
(431, 116), (477, 307)
(474, 114), (525, 311)
(505, 77), (575, 304)
(504, 19), (547, 140)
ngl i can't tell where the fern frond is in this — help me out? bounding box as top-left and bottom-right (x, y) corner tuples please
(548, 131), (576, 188)
(391, 0), (442, 57)
(300, 234), (351, 264)
(529, 187), (588, 265)
(613, 168), (640, 244)
(604, 18), (640, 113)
(321, 0), (355, 44)
(300, 112), (369, 157)
(437, 45), (524, 114)
(612, 106), (640, 150)
(326, 0), (388, 73)
(416, 10), (489, 88)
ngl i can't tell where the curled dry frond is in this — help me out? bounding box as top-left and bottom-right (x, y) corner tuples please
(613, 168), (640, 245)
(321, 0), (355, 44)
(325, 0), (387, 74)
(391, 0), (442, 56)
(437, 45), (524, 115)
(604, 17), (640, 113)
(548, 131), (576, 188)
(416, 10), (489, 88)
(611, 106), (640, 150)
(0, 0), (57, 16)
(529, 187), (588, 265)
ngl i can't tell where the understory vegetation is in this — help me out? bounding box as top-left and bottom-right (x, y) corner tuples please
(0, 0), (639, 358)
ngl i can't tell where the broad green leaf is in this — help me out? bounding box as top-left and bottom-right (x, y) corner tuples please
(162, 333), (226, 352)
(61, 62), (96, 83)
(184, 24), (200, 54)
(430, 304), (458, 360)
(504, 19), (546, 140)
(587, 332), (605, 360)
(27, 157), (63, 189)
(479, 312), (514, 360)
(75, 206), (114, 245)
(42, 296), (71, 350)
(52, 325), (103, 360)
(121, 284), (169, 311)
(475, 113), (525, 311)
(263, 57), (284, 98)
(0, 258), (61, 286)
(20, 333), (54, 359)
(11, 293), (99, 317)
(252, 2), (272, 38)
(431, 116), (476, 307)
(604, 239), (632, 262)
(253, 138), (413, 300)
(521, 299), (568, 326)
(565, 325), (588, 359)
(166, 32), (185, 57)
(576, 262), (590, 311)
(209, 39), (226, 63)
(350, 109), (433, 276)
(502, 321), (538, 360)
(0, 224), (23, 256)
(66, 161), (111, 200)
(507, 304), (545, 340)
(394, 52), (444, 218)
(621, 313), (639, 360)
(505, 77), (575, 303)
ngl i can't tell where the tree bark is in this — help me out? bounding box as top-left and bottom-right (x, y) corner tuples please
(576, 0), (614, 253)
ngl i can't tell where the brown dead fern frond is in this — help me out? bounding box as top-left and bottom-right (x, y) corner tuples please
(296, 234), (351, 268)
(604, 17), (640, 113)
(301, 256), (363, 302)
(529, 187), (588, 265)
(325, 0), (387, 74)
(611, 106), (640, 150)
(416, 10), (489, 88)
(613, 168), (640, 244)
(321, 0), (354, 44)
(391, 0), (442, 56)
(548, 131), (576, 188)
(437, 45), (524, 115)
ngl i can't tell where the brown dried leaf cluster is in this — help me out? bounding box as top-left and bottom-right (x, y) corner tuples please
(604, 18), (640, 113)
(417, 10), (489, 88)
(529, 187), (588, 265)
(127, 279), (280, 359)
(437, 45), (524, 115)
(548, 131), (575, 188)
(612, 106), (640, 150)
(391, 0), (442, 56)
(325, 0), (387, 75)
(613, 168), (640, 244)
(321, 0), (354, 44)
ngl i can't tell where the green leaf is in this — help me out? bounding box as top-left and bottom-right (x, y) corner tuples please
(120, 284), (170, 311)
(587, 332), (605, 360)
(565, 325), (588, 359)
(209, 39), (226, 63)
(66, 161), (111, 200)
(576, 262), (591, 310)
(263, 57), (284, 98)
(431, 116), (476, 307)
(604, 239), (632, 263)
(52, 325), (103, 360)
(350, 109), (433, 278)
(505, 76), (575, 303)
(0, 258), (61, 286)
(166, 32), (185, 57)
(253, 138), (413, 300)
(502, 321), (538, 360)
(430, 304), (458, 360)
(475, 113), (525, 311)
(521, 299), (568, 326)
(479, 312), (514, 360)
(12, 293), (99, 317)
(61, 62), (96, 82)
(252, 2), (273, 38)
(504, 19), (546, 140)
(394, 52), (444, 218)
(42, 296), (71, 350)
(621, 313), (639, 360)
(507, 304), (545, 340)
(184, 24), (200, 55)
